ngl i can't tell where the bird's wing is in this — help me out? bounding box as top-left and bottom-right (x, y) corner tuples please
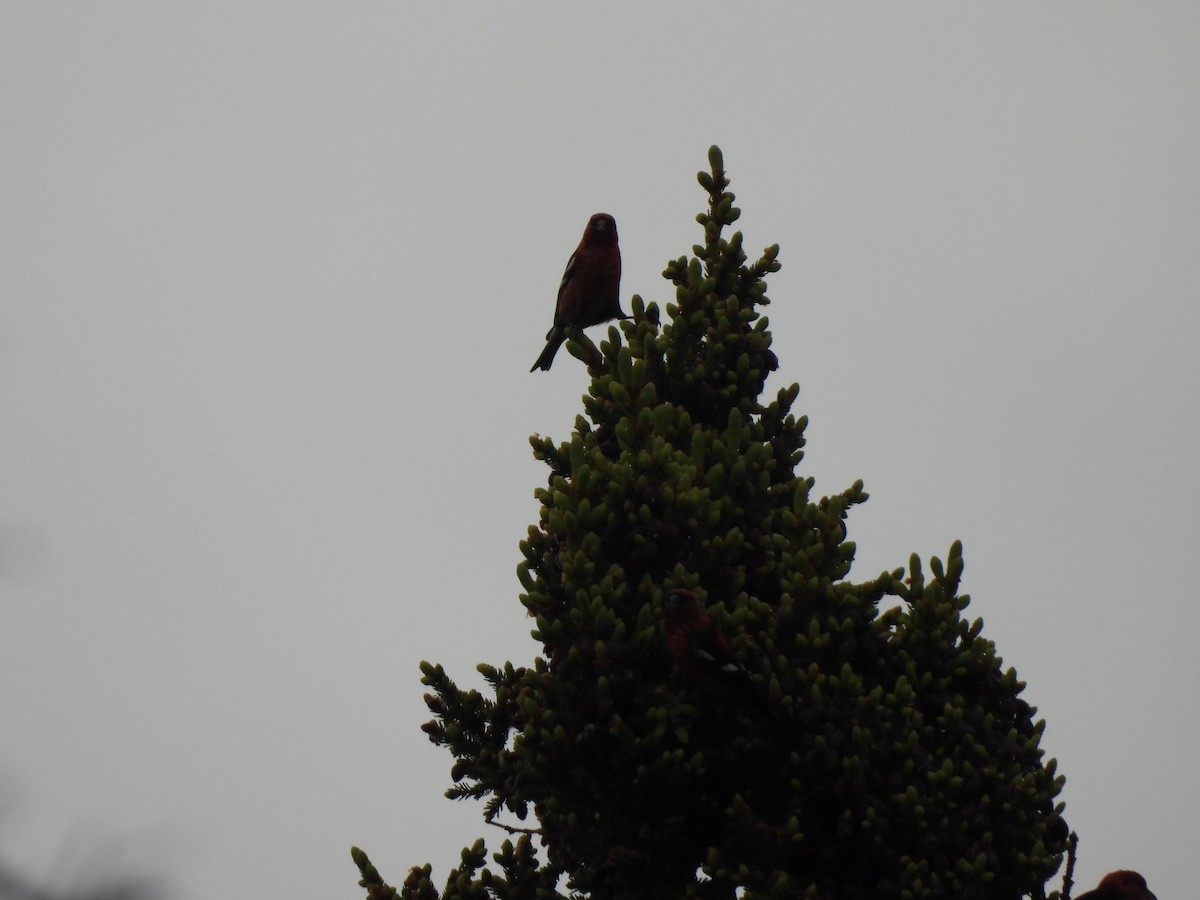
(557, 250), (580, 299)
(692, 626), (744, 677)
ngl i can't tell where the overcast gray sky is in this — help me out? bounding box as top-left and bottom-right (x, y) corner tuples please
(2, 5), (1197, 899)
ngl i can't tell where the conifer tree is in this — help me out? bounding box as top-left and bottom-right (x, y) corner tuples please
(353, 147), (1068, 900)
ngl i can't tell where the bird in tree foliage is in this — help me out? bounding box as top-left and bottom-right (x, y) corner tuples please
(530, 212), (627, 372)
(1074, 871), (1157, 900)
(662, 588), (777, 723)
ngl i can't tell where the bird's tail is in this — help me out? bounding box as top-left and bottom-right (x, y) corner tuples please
(530, 328), (565, 372)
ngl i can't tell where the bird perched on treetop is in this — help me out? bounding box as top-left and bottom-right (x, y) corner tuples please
(1074, 871), (1157, 900)
(530, 212), (627, 372)
(663, 588), (756, 697)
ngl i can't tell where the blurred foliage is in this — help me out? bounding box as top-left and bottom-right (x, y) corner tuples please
(0, 845), (162, 900)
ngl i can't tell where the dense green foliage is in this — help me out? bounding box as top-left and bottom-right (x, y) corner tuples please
(353, 147), (1067, 900)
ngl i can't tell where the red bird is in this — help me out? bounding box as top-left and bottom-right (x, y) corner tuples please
(1075, 871), (1157, 900)
(530, 212), (627, 372)
(663, 588), (755, 695)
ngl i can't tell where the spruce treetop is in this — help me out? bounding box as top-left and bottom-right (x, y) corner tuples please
(354, 146), (1068, 900)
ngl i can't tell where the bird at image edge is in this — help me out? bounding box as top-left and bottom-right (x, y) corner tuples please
(1075, 871), (1157, 900)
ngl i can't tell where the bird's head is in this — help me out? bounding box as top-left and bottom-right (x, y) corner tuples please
(584, 213), (618, 244)
(663, 588), (703, 624)
(1079, 871), (1157, 900)
(1103, 871), (1156, 900)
